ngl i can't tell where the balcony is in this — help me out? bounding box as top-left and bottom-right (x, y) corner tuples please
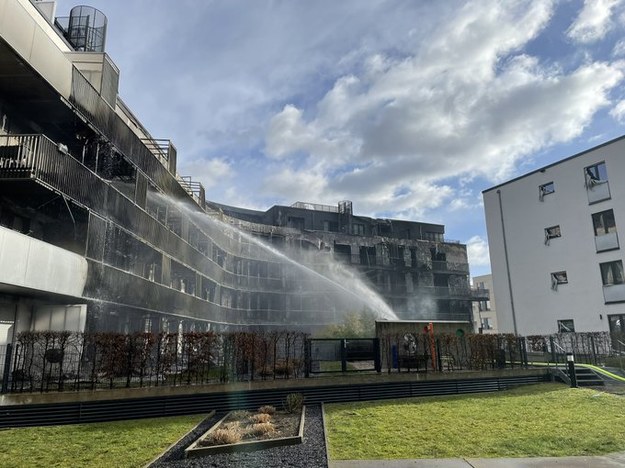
(431, 260), (470, 274)
(595, 232), (619, 252)
(470, 288), (490, 301)
(0, 134), (107, 208)
(0, 226), (88, 298)
(414, 286), (476, 300)
(0, 135), (42, 179)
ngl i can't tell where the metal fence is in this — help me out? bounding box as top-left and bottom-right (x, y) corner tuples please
(2, 330), (623, 394)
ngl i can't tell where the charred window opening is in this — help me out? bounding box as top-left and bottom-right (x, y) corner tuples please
(359, 246), (377, 266)
(334, 243), (352, 263)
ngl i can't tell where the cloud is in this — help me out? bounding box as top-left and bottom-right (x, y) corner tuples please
(178, 157), (233, 189)
(466, 235), (491, 268)
(610, 99), (625, 122)
(567, 0), (623, 44)
(263, 0), (624, 216)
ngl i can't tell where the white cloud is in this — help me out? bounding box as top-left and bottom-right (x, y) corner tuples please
(610, 99), (625, 122)
(567, 0), (623, 44)
(179, 158), (233, 189)
(263, 0), (624, 216)
(466, 235), (491, 268)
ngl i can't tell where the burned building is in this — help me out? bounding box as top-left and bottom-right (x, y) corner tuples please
(211, 200), (482, 322)
(0, 1), (483, 347)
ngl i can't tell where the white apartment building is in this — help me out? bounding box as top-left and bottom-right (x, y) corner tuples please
(483, 136), (625, 336)
(472, 274), (498, 333)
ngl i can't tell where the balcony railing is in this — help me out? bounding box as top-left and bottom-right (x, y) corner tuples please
(0, 133), (107, 209)
(413, 286), (478, 300)
(431, 260), (470, 274)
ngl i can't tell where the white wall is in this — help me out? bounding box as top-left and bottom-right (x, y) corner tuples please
(0, 0), (73, 98)
(0, 226), (88, 298)
(484, 136), (625, 335)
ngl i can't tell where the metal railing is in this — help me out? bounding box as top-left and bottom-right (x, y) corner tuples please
(0, 133), (107, 209)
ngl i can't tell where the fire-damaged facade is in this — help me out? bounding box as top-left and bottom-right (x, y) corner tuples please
(211, 200), (484, 322)
(0, 1), (485, 347)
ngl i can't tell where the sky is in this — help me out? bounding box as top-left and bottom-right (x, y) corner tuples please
(54, 0), (625, 277)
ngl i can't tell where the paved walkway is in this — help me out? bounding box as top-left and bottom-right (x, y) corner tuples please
(330, 452), (625, 467)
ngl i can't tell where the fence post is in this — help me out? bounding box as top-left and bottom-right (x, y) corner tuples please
(304, 339), (310, 378)
(590, 334), (597, 365)
(549, 335), (556, 364)
(1, 343), (13, 394)
(341, 339), (347, 373)
(374, 338), (381, 373)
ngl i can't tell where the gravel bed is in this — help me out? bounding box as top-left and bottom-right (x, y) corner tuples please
(150, 405), (328, 468)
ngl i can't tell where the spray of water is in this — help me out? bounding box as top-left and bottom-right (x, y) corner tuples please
(167, 196), (398, 322)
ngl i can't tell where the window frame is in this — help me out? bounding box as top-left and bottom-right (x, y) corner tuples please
(550, 271), (568, 290)
(585, 161), (608, 185)
(592, 209), (617, 236)
(539, 182), (555, 201)
(544, 225), (561, 245)
(600, 260), (625, 286)
(557, 319), (575, 333)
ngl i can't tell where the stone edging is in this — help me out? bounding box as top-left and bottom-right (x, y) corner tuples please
(145, 410), (215, 467)
(321, 402), (331, 467)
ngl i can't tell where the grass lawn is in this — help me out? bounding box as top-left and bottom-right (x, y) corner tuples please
(0, 414), (206, 468)
(324, 383), (625, 460)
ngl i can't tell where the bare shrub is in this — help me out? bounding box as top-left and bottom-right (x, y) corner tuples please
(250, 413), (272, 424)
(283, 392), (304, 413)
(208, 427), (242, 445)
(258, 405), (276, 415)
(247, 422), (275, 436)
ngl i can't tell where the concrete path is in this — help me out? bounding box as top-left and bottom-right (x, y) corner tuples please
(329, 452), (625, 467)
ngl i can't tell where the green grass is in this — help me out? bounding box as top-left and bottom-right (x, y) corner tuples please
(325, 383), (625, 460)
(0, 414), (206, 468)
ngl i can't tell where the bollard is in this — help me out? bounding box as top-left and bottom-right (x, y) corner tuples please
(566, 352), (577, 388)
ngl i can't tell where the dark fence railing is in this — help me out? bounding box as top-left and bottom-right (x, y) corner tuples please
(2, 330), (623, 394)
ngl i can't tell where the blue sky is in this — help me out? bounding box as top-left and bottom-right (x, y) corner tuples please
(55, 0), (625, 277)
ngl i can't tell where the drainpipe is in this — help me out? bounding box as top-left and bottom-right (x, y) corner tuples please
(497, 189), (518, 335)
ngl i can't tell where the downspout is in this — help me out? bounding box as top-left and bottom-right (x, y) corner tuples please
(497, 189), (518, 335)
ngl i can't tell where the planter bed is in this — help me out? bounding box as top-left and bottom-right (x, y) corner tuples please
(185, 406), (305, 458)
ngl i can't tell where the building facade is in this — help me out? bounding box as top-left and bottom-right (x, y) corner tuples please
(471, 274), (497, 333)
(214, 201), (485, 323)
(484, 136), (625, 336)
(0, 1), (482, 345)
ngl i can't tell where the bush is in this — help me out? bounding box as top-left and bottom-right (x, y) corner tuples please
(247, 422), (275, 436)
(283, 392), (304, 414)
(208, 427), (242, 445)
(250, 413), (272, 424)
(258, 405), (276, 415)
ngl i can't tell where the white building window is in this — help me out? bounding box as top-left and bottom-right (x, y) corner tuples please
(585, 162), (610, 204)
(539, 182), (554, 201)
(544, 225), (561, 245)
(592, 210), (616, 235)
(551, 271), (568, 290)
(600, 260), (624, 286)
(557, 319), (575, 333)
(585, 162), (608, 187)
